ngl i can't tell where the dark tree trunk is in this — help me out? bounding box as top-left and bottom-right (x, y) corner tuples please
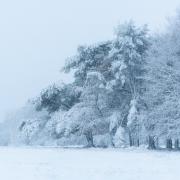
(129, 134), (133, 147)
(19, 121), (26, 131)
(130, 138), (139, 147)
(137, 139), (140, 147)
(174, 139), (179, 150)
(128, 129), (134, 147)
(132, 139), (135, 146)
(85, 131), (94, 147)
(110, 127), (117, 147)
(166, 138), (173, 150)
(148, 136), (156, 150)
(155, 137), (159, 149)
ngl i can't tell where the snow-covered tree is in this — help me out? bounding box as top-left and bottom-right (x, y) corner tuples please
(62, 22), (150, 147)
(4, 102), (50, 145)
(106, 22), (150, 146)
(63, 42), (112, 86)
(142, 11), (180, 146)
(56, 72), (110, 147)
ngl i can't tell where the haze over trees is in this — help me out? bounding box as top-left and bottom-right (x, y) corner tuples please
(2, 10), (180, 149)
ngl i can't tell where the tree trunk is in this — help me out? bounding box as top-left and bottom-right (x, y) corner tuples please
(110, 127), (117, 147)
(85, 131), (94, 147)
(137, 139), (140, 147)
(133, 138), (140, 147)
(129, 133), (133, 147)
(128, 129), (134, 147)
(174, 139), (179, 150)
(148, 136), (156, 150)
(166, 138), (173, 150)
(155, 137), (159, 149)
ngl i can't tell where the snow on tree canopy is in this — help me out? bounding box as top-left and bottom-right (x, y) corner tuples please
(3, 20), (159, 148)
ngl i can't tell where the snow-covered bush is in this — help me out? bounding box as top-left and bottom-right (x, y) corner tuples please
(5, 103), (50, 145)
(94, 134), (112, 148)
(113, 127), (129, 148)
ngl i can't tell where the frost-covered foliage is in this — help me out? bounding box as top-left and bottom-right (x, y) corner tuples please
(109, 22), (149, 94)
(113, 127), (129, 147)
(142, 12), (180, 141)
(63, 42), (112, 86)
(36, 83), (81, 113)
(5, 13), (180, 149)
(56, 22), (150, 147)
(56, 71), (110, 147)
(1, 103), (50, 145)
(3, 22), (150, 147)
(18, 108), (50, 144)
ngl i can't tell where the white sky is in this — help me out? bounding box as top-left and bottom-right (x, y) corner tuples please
(0, 0), (180, 120)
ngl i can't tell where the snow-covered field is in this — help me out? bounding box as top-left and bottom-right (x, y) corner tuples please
(0, 147), (180, 180)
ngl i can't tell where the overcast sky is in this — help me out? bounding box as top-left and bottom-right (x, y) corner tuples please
(0, 0), (180, 120)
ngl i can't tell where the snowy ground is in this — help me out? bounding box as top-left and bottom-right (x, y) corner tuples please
(0, 147), (180, 180)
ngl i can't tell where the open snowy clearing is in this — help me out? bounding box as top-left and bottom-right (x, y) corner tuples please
(0, 147), (180, 180)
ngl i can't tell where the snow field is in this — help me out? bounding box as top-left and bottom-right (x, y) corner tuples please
(0, 147), (180, 180)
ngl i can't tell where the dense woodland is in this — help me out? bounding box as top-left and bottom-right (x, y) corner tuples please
(2, 11), (180, 149)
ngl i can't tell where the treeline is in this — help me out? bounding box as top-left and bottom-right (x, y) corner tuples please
(2, 11), (180, 148)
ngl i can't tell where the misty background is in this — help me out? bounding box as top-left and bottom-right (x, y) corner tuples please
(0, 0), (179, 121)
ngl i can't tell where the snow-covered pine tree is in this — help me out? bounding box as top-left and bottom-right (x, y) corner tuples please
(107, 22), (150, 146)
(62, 22), (150, 147)
(63, 42), (112, 86)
